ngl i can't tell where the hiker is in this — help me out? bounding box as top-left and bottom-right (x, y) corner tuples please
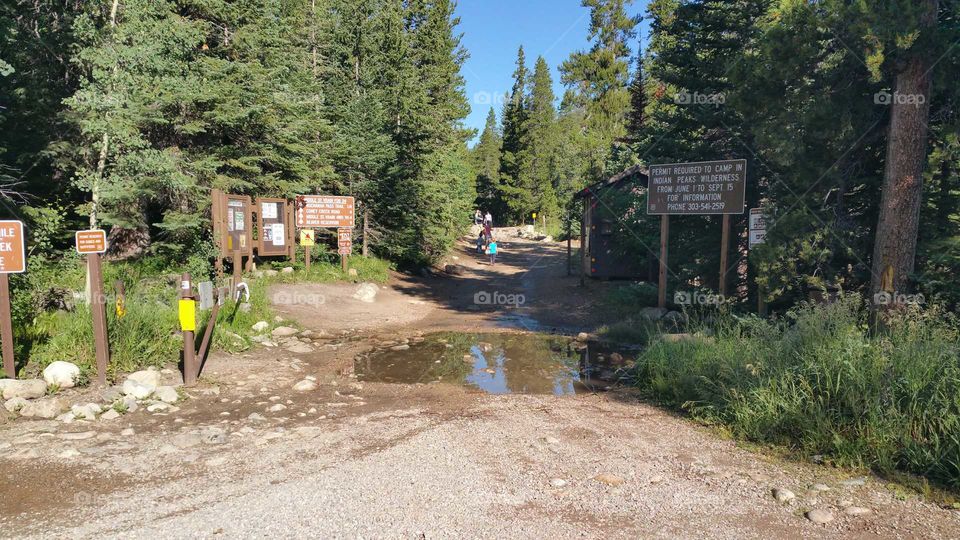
(486, 237), (498, 265)
(474, 209), (483, 225)
(476, 231), (485, 254)
(484, 211), (493, 226)
(483, 220), (492, 243)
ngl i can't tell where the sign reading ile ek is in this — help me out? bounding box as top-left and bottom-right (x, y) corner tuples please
(295, 195), (355, 228)
(647, 159), (746, 215)
(75, 229), (108, 254)
(0, 220), (26, 274)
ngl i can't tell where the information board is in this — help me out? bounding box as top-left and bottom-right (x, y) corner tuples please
(647, 159), (746, 215)
(256, 198), (289, 256)
(295, 195), (355, 228)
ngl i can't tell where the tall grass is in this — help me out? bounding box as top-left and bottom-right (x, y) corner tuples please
(631, 295), (960, 490)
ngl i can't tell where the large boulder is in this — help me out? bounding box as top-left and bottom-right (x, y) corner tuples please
(2, 379), (48, 400)
(353, 283), (379, 303)
(19, 398), (66, 419)
(42, 361), (82, 388)
(271, 326), (298, 338)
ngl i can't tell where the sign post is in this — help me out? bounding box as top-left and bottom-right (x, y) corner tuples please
(76, 229), (109, 385)
(300, 229), (315, 272)
(338, 228), (352, 272)
(0, 220), (26, 378)
(647, 159), (747, 307)
(749, 208), (768, 315)
(295, 195), (356, 274)
(179, 273), (197, 386)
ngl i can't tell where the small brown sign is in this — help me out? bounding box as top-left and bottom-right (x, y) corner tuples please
(296, 195), (355, 228)
(647, 159), (746, 215)
(0, 221), (26, 274)
(338, 246), (352, 256)
(75, 229), (108, 255)
(337, 228), (352, 248)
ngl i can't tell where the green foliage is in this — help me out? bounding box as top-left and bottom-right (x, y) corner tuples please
(631, 296), (960, 489)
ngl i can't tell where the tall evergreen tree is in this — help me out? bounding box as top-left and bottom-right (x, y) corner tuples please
(523, 56), (559, 224)
(498, 46), (530, 223)
(472, 108), (502, 214)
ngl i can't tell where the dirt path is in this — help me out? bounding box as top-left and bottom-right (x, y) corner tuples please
(1, 232), (958, 539)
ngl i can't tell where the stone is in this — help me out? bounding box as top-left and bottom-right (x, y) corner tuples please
(71, 403), (103, 421)
(541, 436), (560, 445)
(772, 488), (796, 503)
(550, 478), (568, 488)
(286, 343), (314, 354)
(271, 326), (298, 338)
(293, 380), (317, 392)
(56, 412), (76, 424)
(239, 303), (252, 313)
(662, 311), (687, 327)
(101, 387), (123, 403)
(146, 402), (171, 413)
(154, 386), (179, 404)
(252, 321), (270, 332)
(348, 268), (358, 277)
(810, 483), (831, 492)
(127, 369), (162, 389)
(122, 395), (139, 412)
(444, 264), (466, 275)
(281, 267), (295, 274)
(19, 397), (65, 419)
(59, 431), (97, 441)
(100, 409), (121, 421)
(593, 473), (625, 486)
(390, 344), (410, 351)
(4, 397), (28, 413)
(268, 404), (287, 412)
(121, 379), (154, 400)
(840, 477), (867, 488)
(247, 413), (267, 422)
(805, 509), (834, 525)
(120, 428), (135, 436)
(42, 361), (81, 388)
(2, 379), (48, 400)
(353, 283), (379, 303)
(575, 332), (592, 342)
(844, 506), (872, 516)
(264, 269), (279, 277)
(639, 307), (668, 321)
(58, 448), (81, 459)
(201, 427), (228, 444)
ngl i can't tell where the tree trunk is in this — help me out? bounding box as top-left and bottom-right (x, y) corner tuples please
(869, 0), (938, 305)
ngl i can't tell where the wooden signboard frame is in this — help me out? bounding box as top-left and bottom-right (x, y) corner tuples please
(255, 197), (292, 258)
(211, 189), (253, 281)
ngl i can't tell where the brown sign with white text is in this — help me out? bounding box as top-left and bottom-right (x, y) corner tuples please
(647, 159), (746, 215)
(0, 221), (26, 273)
(75, 229), (108, 254)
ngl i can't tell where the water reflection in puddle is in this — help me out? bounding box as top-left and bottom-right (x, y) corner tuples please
(354, 333), (636, 396)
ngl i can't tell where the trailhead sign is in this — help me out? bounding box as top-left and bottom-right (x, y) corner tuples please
(647, 159), (746, 215)
(296, 195), (355, 228)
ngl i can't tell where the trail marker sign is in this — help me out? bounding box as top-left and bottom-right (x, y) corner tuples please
(0, 220), (26, 274)
(749, 208), (767, 248)
(75, 229), (108, 254)
(300, 229), (315, 247)
(647, 159), (746, 215)
(295, 195), (355, 228)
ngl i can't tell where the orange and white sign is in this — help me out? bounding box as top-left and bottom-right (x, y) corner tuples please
(75, 229), (108, 255)
(0, 220), (26, 274)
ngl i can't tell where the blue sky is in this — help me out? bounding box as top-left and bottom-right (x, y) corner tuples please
(455, 0), (650, 145)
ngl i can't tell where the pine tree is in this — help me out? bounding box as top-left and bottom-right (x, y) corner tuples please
(498, 46), (531, 223)
(523, 56), (559, 224)
(624, 40), (646, 147)
(472, 108), (502, 214)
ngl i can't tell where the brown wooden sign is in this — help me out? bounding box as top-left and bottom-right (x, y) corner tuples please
(295, 195), (355, 228)
(255, 197), (291, 257)
(75, 229), (108, 254)
(337, 228), (352, 248)
(0, 220), (26, 274)
(647, 159), (746, 215)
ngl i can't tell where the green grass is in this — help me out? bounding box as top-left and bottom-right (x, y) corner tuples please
(629, 295), (960, 491)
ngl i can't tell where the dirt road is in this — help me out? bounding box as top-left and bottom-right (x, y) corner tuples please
(2, 231), (958, 539)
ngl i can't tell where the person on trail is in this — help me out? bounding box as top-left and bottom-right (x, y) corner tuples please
(474, 209), (483, 225)
(483, 221), (492, 243)
(476, 231), (485, 254)
(484, 211), (493, 226)
(486, 238), (498, 265)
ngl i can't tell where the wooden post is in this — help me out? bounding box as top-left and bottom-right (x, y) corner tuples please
(719, 214), (731, 298)
(305, 245), (311, 271)
(362, 205), (370, 257)
(0, 274), (15, 378)
(287, 202), (297, 265)
(180, 273), (197, 386)
(88, 253), (110, 385)
(232, 249), (241, 293)
(196, 288), (222, 378)
(341, 254), (347, 273)
(579, 212), (587, 286)
(658, 215), (669, 309)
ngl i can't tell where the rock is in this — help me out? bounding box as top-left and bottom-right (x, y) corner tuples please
(239, 303), (252, 313)
(550, 478), (568, 488)
(101, 387), (123, 403)
(268, 404), (287, 412)
(810, 483), (831, 492)
(541, 436), (560, 445)
(58, 448), (81, 459)
(59, 431), (97, 441)
(281, 267), (295, 274)
(353, 283), (378, 303)
(348, 268), (358, 277)
(121, 379), (154, 400)
(444, 264), (466, 275)
(200, 427), (227, 444)
(252, 321), (270, 332)
(271, 326), (298, 338)
(293, 380), (317, 392)
(247, 412), (267, 422)
(19, 397), (65, 418)
(772, 488), (796, 503)
(593, 473), (625, 486)
(264, 269), (279, 277)
(71, 403), (103, 420)
(639, 307), (668, 321)
(477, 342), (494, 352)
(286, 343), (314, 354)
(56, 412), (76, 423)
(805, 509), (834, 525)
(661, 311), (687, 327)
(840, 477), (866, 488)
(100, 409), (121, 421)
(121, 395), (139, 412)
(390, 344), (410, 351)
(154, 386), (179, 404)
(42, 361), (81, 388)
(2, 379), (48, 400)
(127, 369), (162, 389)
(4, 397), (28, 413)
(121, 428), (135, 436)
(844, 506), (872, 516)
(146, 402), (172, 413)
(575, 332), (592, 342)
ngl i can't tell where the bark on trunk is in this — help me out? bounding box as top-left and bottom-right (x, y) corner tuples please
(869, 0), (938, 304)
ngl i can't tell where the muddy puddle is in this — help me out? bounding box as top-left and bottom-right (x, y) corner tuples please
(354, 333), (637, 395)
